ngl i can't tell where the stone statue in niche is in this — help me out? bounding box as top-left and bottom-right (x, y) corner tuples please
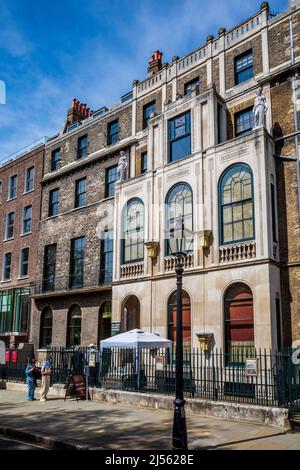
(117, 150), (128, 182)
(253, 87), (268, 128)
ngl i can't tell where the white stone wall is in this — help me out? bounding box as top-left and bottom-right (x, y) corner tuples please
(112, 89), (280, 350)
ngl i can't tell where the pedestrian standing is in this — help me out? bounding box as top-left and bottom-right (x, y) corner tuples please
(25, 358), (36, 401)
(40, 360), (52, 401)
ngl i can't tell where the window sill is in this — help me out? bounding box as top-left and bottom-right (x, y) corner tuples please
(20, 231), (32, 237)
(1, 279), (11, 283)
(3, 237), (14, 242)
(17, 276), (29, 280)
(23, 189), (35, 195)
(6, 197), (17, 202)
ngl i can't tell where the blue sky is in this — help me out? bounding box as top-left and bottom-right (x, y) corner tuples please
(0, 0), (288, 160)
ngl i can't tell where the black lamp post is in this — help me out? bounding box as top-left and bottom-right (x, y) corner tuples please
(167, 216), (193, 450)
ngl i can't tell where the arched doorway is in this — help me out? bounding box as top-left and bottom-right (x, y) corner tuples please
(224, 283), (254, 363)
(121, 295), (140, 332)
(167, 290), (191, 349)
(98, 301), (112, 342)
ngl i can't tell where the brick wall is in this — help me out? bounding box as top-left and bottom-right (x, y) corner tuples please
(176, 65), (207, 97)
(136, 90), (162, 133)
(166, 83), (173, 103)
(44, 105), (132, 174)
(40, 152), (120, 220)
(0, 146), (44, 287)
(32, 292), (111, 349)
(272, 74), (300, 343)
(269, 19), (291, 70)
(213, 58), (220, 93)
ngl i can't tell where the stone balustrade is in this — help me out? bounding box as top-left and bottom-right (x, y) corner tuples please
(164, 253), (194, 272)
(120, 262), (144, 279)
(219, 241), (256, 263)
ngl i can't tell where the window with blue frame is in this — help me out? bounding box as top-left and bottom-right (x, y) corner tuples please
(141, 152), (147, 174)
(69, 237), (85, 289)
(25, 166), (35, 192)
(234, 50), (253, 85)
(23, 205), (32, 234)
(107, 120), (119, 145)
(219, 164), (254, 245)
(168, 111), (191, 163)
(6, 211), (15, 239)
(235, 107), (254, 137)
(8, 175), (17, 199)
(77, 135), (88, 159)
(3, 252), (12, 281)
(122, 199), (144, 264)
(184, 77), (200, 95)
(165, 183), (193, 255)
(20, 248), (29, 277)
(105, 165), (118, 197)
(51, 148), (61, 171)
(100, 230), (113, 285)
(49, 188), (59, 217)
(75, 178), (87, 208)
(143, 101), (156, 129)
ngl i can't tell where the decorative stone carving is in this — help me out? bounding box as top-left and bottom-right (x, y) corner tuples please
(117, 150), (128, 182)
(253, 88), (268, 128)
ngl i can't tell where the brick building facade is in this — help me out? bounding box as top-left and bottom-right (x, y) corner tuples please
(0, 142), (44, 348)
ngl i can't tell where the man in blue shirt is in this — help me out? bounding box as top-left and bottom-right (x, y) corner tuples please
(25, 359), (36, 401)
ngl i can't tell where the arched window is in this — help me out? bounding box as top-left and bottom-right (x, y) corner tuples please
(167, 290), (191, 349)
(165, 183), (193, 255)
(67, 304), (82, 346)
(224, 283), (254, 364)
(122, 198), (144, 264)
(98, 301), (112, 342)
(39, 307), (53, 348)
(219, 164), (254, 245)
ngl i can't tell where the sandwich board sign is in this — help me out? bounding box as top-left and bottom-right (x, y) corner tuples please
(0, 341), (5, 365)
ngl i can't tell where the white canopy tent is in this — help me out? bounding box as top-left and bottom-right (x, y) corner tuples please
(100, 329), (172, 351)
(100, 329), (172, 389)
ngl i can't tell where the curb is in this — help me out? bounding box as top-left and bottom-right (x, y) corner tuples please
(0, 426), (91, 450)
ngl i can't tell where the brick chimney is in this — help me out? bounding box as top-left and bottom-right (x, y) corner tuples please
(147, 51), (163, 76)
(66, 98), (93, 125)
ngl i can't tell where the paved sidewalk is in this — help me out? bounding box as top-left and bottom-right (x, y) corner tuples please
(0, 389), (299, 450)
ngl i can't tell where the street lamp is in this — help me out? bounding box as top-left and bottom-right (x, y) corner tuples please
(167, 216), (193, 450)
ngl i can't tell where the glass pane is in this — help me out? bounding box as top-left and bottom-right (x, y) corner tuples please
(243, 201), (253, 219)
(233, 221), (243, 240)
(223, 224), (233, 243)
(223, 206), (232, 224)
(232, 180), (242, 202)
(170, 136), (191, 162)
(243, 179), (252, 199)
(233, 204), (243, 222)
(223, 186), (232, 204)
(244, 219), (254, 239)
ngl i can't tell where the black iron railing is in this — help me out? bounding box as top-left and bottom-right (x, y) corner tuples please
(2, 347), (300, 409)
(34, 273), (112, 295)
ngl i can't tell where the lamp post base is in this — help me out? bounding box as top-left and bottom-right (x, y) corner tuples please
(172, 397), (188, 450)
